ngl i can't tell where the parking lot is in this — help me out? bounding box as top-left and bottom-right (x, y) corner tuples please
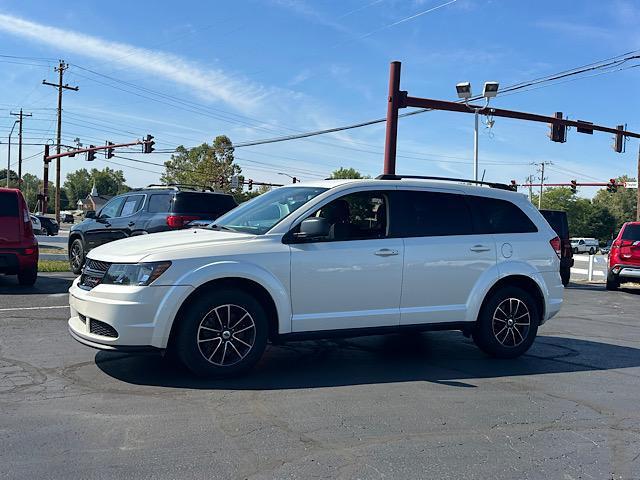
(1, 273), (639, 479)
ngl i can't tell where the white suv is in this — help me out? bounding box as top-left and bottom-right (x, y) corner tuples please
(68, 177), (564, 377)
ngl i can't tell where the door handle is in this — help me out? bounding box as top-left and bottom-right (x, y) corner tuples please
(374, 248), (399, 257)
(128, 221), (135, 227)
(470, 245), (491, 252)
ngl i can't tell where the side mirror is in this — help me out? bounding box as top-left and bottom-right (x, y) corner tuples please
(85, 211), (96, 219)
(295, 217), (330, 241)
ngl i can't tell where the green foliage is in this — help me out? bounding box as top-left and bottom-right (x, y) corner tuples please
(329, 167), (370, 179)
(592, 175), (637, 229)
(161, 136), (242, 196)
(64, 167), (129, 206)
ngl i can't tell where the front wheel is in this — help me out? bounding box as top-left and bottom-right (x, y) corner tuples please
(69, 239), (85, 274)
(473, 286), (539, 358)
(175, 289), (268, 377)
(589, 247), (595, 255)
(573, 247), (579, 254)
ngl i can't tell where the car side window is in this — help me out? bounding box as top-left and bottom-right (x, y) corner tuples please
(304, 191), (389, 241)
(120, 195), (145, 217)
(98, 197), (126, 219)
(396, 190), (473, 237)
(148, 194), (172, 213)
(469, 196), (538, 234)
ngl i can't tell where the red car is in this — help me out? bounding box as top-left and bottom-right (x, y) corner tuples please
(607, 221), (640, 290)
(0, 188), (38, 285)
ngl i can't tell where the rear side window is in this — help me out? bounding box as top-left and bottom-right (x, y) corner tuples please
(470, 196), (538, 234)
(172, 192), (237, 216)
(0, 192), (18, 217)
(622, 224), (640, 241)
(147, 194), (172, 213)
(397, 191), (473, 237)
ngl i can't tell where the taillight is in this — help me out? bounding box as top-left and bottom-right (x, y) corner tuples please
(549, 236), (561, 259)
(166, 215), (200, 228)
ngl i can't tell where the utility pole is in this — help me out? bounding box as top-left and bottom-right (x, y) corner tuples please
(43, 60), (78, 222)
(10, 109), (32, 188)
(637, 144), (640, 221)
(41, 144), (50, 214)
(6, 120), (19, 187)
(536, 162), (552, 209)
(525, 174), (534, 202)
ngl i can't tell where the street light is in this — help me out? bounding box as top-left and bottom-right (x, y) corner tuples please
(456, 80), (499, 181)
(6, 120), (19, 187)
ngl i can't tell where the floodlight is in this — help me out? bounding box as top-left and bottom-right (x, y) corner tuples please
(482, 81), (499, 98)
(456, 82), (472, 100)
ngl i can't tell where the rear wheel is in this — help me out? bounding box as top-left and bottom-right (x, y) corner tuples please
(606, 273), (619, 291)
(473, 286), (539, 358)
(69, 239), (85, 274)
(175, 289), (268, 377)
(589, 247), (595, 255)
(573, 247), (579, 254)
(17, 266), (37, 286)
(560, 268), (570, 287)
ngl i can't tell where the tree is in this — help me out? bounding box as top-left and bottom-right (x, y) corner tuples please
(329, 167), (370, 179)
(582, 203), (617, 241)
(64, 167), (129, 206)
(161, 136), (242, 195)
(592, 175), (637, 230)
(0, 168), (19, 187)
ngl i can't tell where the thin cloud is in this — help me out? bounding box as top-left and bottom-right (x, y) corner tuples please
(0, 13), (270, 111)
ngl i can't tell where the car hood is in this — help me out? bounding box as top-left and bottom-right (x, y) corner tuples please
(87, 228), (256, 263)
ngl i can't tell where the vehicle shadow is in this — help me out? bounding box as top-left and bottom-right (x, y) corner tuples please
(567, 283), (640, 295)
(0, 273), (75, 295)
(95, 332), (640, 390)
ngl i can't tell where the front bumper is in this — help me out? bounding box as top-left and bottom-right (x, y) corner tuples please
(68, 278), (193, 350)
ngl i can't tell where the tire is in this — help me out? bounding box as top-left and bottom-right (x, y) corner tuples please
(17, 266), (37, 286)
(175, 289), (268, 378)
(69, 238), (85, 274)
(589, 247), (595, 255)
(606, 273), (619, 291)
(472, 286), (540, 359)
(573, 247), (578, 254)
(560, 268), (570, 287)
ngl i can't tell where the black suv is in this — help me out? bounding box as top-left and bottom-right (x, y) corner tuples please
(540, 209), (573, 287)
(36, 215), (59, 236)
(68, 185), (237, 273)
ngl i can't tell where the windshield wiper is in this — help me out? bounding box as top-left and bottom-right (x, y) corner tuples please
(208, 224), (236, 232)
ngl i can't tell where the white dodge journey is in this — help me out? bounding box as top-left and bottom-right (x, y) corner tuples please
(68, 176), (564, 377)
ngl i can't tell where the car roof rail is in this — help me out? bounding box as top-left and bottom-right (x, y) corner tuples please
(145, 183), (220, 192)
(375, 174), (515, 191)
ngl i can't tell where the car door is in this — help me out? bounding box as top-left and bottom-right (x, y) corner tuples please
(289, 189), (403, 332)
(106, 194), (146, 237)
(83, 196), (126, 249)
(397, 189), (497, 325)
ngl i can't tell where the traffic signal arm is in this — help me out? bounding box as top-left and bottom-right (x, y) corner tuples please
(45, 138), (153, 161)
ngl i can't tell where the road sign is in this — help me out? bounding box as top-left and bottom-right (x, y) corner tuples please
(231, 175), (239, 189)
(624, 181), (638, 188)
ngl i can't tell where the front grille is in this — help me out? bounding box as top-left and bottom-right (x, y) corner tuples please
(79, 259), (112, 289)
(89, 319), (118, 338)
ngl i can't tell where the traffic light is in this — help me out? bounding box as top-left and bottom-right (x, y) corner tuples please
(218, 176), (224, 189)
(248, 179), (253, 190)
(548, 112), (567, 143)
(570, 179), (577, 194)
(613, 125), (625, 153)
(143, 134), (155, 154)
(509, 180), (517, 191)
(292, 177), (297, 184)
(106, 141), (115, 159)
(607, 178), (618, 193)
(87, 145), (96, 161)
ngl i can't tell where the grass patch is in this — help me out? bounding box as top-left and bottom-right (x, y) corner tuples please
(40, 247), (66, 255)
(39, 260), (70, 272)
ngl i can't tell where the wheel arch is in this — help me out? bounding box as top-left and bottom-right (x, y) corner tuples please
(166, 276), (282, 351)
(477, 275), (545, 324)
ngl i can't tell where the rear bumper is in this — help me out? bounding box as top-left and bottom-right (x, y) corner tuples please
(0, 249), (38, 274)
(610, 264), (640, 281)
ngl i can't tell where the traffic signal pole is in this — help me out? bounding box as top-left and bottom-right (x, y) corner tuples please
(637, 144), (640, 221)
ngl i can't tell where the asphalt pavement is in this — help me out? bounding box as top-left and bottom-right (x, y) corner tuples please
(1, 273), (639, 479)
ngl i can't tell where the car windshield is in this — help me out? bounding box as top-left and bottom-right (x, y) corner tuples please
(211, 186), (328, 234)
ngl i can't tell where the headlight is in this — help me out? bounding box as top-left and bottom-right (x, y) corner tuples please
(102, 261), (171, 286)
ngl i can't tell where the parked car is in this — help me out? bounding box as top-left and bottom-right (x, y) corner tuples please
(30, 215), (44, 235)
(36, 215), (59, 236)
(0, 188), (38, 285)
(68, 185), (237, 274)
(68, 176), (564, 377)
(540, 210), (573, 287)
(601, 239), (613, 255)
(570, 237), (599, 254)
(606, 222), (640, 290)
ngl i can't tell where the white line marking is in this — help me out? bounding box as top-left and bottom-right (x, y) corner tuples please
(0, 305), (68, 312)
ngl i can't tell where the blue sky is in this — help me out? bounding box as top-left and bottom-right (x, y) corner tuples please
(0, 0), (639, 196)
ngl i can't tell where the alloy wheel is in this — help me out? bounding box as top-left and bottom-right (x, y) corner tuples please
(197, 304), (256, 366)
(491, 298), (530, 348)
(70, 243), (83, 271)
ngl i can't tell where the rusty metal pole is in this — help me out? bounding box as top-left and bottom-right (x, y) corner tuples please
(42, 144), (50, 214)
(383, 61), (402, 175)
